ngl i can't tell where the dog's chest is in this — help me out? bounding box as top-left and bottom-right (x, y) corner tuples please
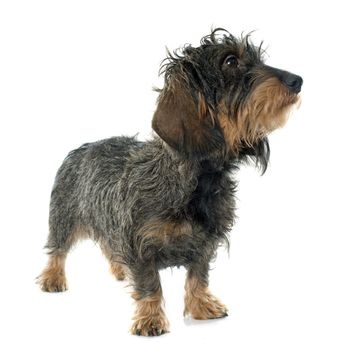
(186, 166), (236, 231)
(153, 168), (235, 268)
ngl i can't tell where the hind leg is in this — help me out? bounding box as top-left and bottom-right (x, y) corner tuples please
(37, 253), (68, 292)
(110, 263), (126, 281)
(38, 228), (73, 293)
(38, 223), (85, 292)
(100, 243), (126, 281)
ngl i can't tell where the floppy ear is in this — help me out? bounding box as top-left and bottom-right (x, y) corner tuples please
(152, 79), (223, 158)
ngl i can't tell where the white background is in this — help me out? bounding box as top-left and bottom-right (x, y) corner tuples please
(1, 0), (349, 349)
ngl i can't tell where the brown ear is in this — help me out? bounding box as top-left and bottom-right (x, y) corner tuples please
(152, 81), (223, 158)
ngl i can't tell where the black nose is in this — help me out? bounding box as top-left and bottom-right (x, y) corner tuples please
(283, 73), (303, 94)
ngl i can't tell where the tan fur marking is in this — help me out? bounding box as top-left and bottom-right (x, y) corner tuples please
(219, 77), (299, 153)
(100, 243), (126, 281)
(137, 220), (191, 257)
(110, 263), (126, 281)
(198, 93), (215, 126)
(130, 290), (169, 336)
(198, 93), (208, 120)
(142, 219), (191, 241)
(184, 274), (228, 319)
(37, 254), (67, 292)
(218, 108), (242, 154)
(70, 226), (89, 243)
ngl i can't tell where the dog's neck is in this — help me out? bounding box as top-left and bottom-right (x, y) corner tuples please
(154, 134), (270, 176)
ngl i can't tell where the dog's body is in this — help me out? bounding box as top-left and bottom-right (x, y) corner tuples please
(47, 135), (234, 270)
(38, 29), (302, 336)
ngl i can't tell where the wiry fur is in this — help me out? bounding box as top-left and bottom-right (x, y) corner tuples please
(38, 28), (302, 336)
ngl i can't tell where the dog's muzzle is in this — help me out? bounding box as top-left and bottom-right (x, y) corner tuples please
(265, 65), (303, 94)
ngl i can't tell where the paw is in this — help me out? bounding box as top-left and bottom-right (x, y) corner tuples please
(37, 272), (67, 293)
(184, 293), (228, 320)
(130, 316), (169, 336)
(110, 264), (126, 281)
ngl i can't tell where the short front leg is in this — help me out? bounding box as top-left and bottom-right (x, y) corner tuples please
(130, 263), (169, 336)
(184, 265), (228, 320)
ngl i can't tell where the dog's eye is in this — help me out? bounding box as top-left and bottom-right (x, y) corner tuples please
(224, 55), (238, 67)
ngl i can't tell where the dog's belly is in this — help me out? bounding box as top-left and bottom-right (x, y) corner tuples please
(154, 248), (199, 269)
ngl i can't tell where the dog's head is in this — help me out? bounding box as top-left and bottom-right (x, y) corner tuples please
(152, 29), (302, 169)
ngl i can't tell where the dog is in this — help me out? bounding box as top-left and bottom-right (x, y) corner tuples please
(38, 28), (302, 336)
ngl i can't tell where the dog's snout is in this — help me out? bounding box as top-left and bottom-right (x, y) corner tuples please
(283, 73), (303, 94)
(265, 66), (303, 94)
